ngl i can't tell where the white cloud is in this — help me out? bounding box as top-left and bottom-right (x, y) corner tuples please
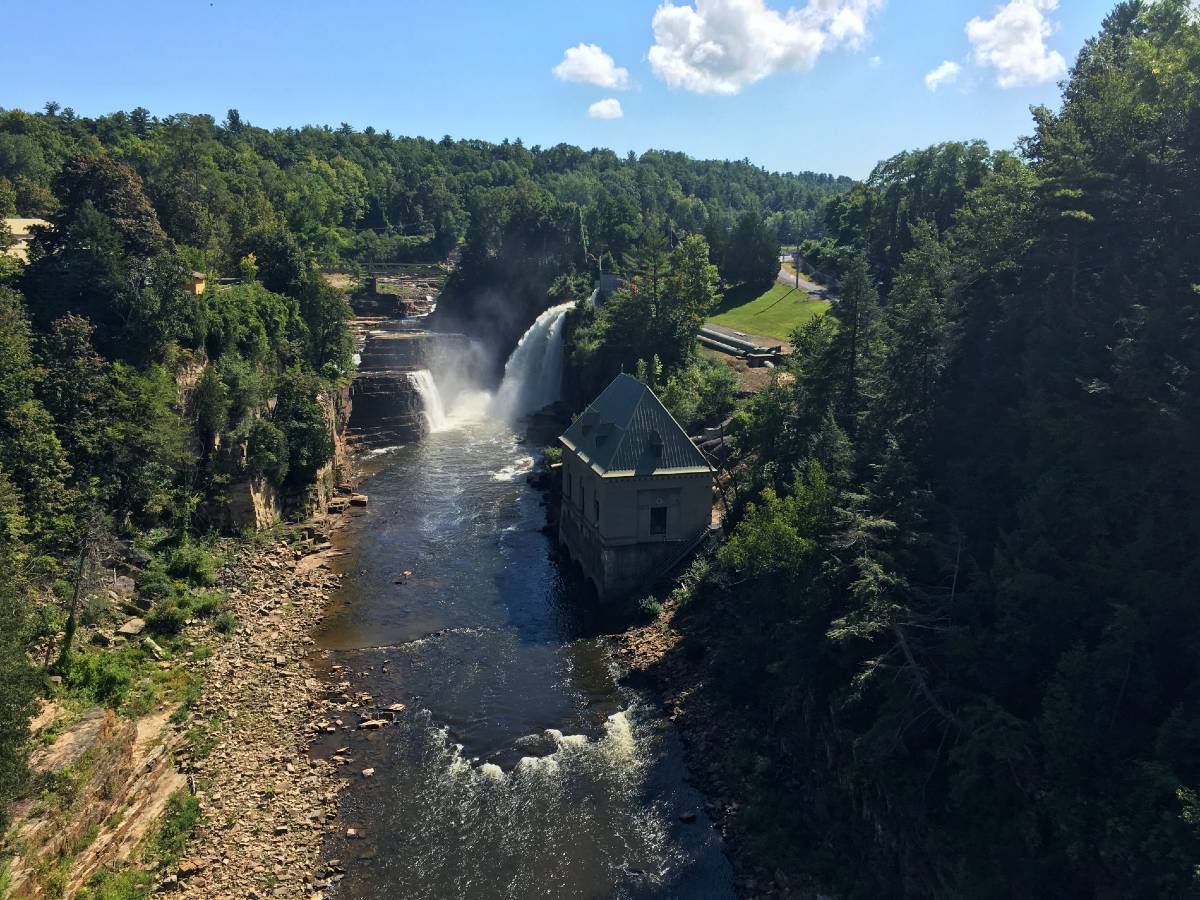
(553, 44), (631, 89)
(648, 0), (886, 95)
(924, 60), (961, 91)
(587, 98), (624, 119)
(966, 0), (1066, 88)
(868, 55), (882, 68)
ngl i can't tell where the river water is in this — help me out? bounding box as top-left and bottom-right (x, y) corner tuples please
(313, 388), (734, 899)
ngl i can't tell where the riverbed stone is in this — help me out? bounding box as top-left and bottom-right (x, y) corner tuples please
(117, 617), (146, 636)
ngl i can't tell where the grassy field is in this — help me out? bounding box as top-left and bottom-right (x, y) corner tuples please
(709, 282), (829, 342)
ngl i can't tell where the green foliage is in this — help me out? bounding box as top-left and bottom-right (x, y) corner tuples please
(718, 463), (832, 581)
(571, 233), (720, 398)
(213, 611), (238, 635)
(824, 139), (993, 290)
(638, 595), (663, 618)
(243, 417), (290, 486)
(700, 4), (1200, 895)
(0, 471), (38, 833)
(720, 209), (780, 289)
(145, 601), (187, 637)
(66, 648), (140, 706)
(103, 363), (190, 524)
(163, 542), (218, 587)
(657, 356), (739, 432)
(271, 373), (332, 487)
(149, 789), (200, 864)
(192, 364), (229, 446)
(134, 567), (175, 603)
(298, 279), (354, 378)
(77, 868), (154, 900)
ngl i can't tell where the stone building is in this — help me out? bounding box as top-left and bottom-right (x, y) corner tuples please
(558, 374), (714, 598)
(3, 217), (50, 263)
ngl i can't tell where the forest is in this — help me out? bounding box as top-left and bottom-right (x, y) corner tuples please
(0, 82), (839, 875)
(2, 0), (1198, 896)
(673, 2), (1200, 896)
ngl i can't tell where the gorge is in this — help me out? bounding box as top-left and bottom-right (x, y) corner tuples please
(315, 302), (734, 898)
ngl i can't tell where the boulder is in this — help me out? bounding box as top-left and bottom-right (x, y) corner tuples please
(117, 617), (146, 636)
(349, 494), (369, 507)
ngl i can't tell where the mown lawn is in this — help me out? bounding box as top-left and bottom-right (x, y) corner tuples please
(708, 282), (829, 342)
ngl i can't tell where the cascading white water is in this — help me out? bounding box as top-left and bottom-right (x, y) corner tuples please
(493, 300), (575, 421)
(407, 369), (448, 433)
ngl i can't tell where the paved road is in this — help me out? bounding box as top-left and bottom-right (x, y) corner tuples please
(777, 259), (838, 301)
(776, 260), (828, 295)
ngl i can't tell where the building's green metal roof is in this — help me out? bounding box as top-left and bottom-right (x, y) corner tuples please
(559, 374), (712, 477)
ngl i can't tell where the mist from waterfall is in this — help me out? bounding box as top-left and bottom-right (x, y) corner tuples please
(407, 369), (448, 432)
(493, 300), (575, 422)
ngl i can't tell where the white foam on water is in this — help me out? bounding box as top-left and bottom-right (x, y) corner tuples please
(546, 728), (589, 749)
(365, 444), (404, 457)
(515, 755), (560, 777)
(477, 763), (505, 782)
(492, 455), (534, 482)
(599, 711), (637, 765)
(447, 743), (472, 779)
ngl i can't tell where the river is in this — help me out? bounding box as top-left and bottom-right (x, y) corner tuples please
(311, 319), (734, 898)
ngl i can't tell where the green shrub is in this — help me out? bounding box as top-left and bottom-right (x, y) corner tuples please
(77, 790), (200, 899)
(245, 418), (289, 485)
(77, 868), (154, 900)
(82, 592), (112, 626)
(639, 595), (663, 618)
(151, 790), (200, 864)
(164, 543), (217, 587)
(213, 612), (238, 635)
(135, 568), (175, 603)
(67, 651), (138, 706)
(146, 601), (186, 636)
(187, 589), (225, 619)
(542, 445), (562, 468)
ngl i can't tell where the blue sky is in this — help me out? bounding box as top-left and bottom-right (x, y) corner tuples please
(3, 0), (1116, 179)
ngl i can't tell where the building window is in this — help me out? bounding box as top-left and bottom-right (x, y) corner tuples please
(650, 506), (667, 535)
(594, 496), (600, 523)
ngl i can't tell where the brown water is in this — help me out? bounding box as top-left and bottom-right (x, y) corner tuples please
(313, 398), (734, 899)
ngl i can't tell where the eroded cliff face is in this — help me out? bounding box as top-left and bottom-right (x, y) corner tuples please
(303, 382), (353, 519)
(5, 707), (185, 898)
(223, 476), (282, 532)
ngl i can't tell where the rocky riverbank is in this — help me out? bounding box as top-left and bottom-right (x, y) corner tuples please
(615, 595), (812, 900)
(170, 519), (354, 900)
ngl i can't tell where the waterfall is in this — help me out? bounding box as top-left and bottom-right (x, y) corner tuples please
(407, 369), (448, 433)
(493, 301), (575, 421)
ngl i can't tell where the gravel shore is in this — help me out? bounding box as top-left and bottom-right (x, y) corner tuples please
(171, 530), (349, 900)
